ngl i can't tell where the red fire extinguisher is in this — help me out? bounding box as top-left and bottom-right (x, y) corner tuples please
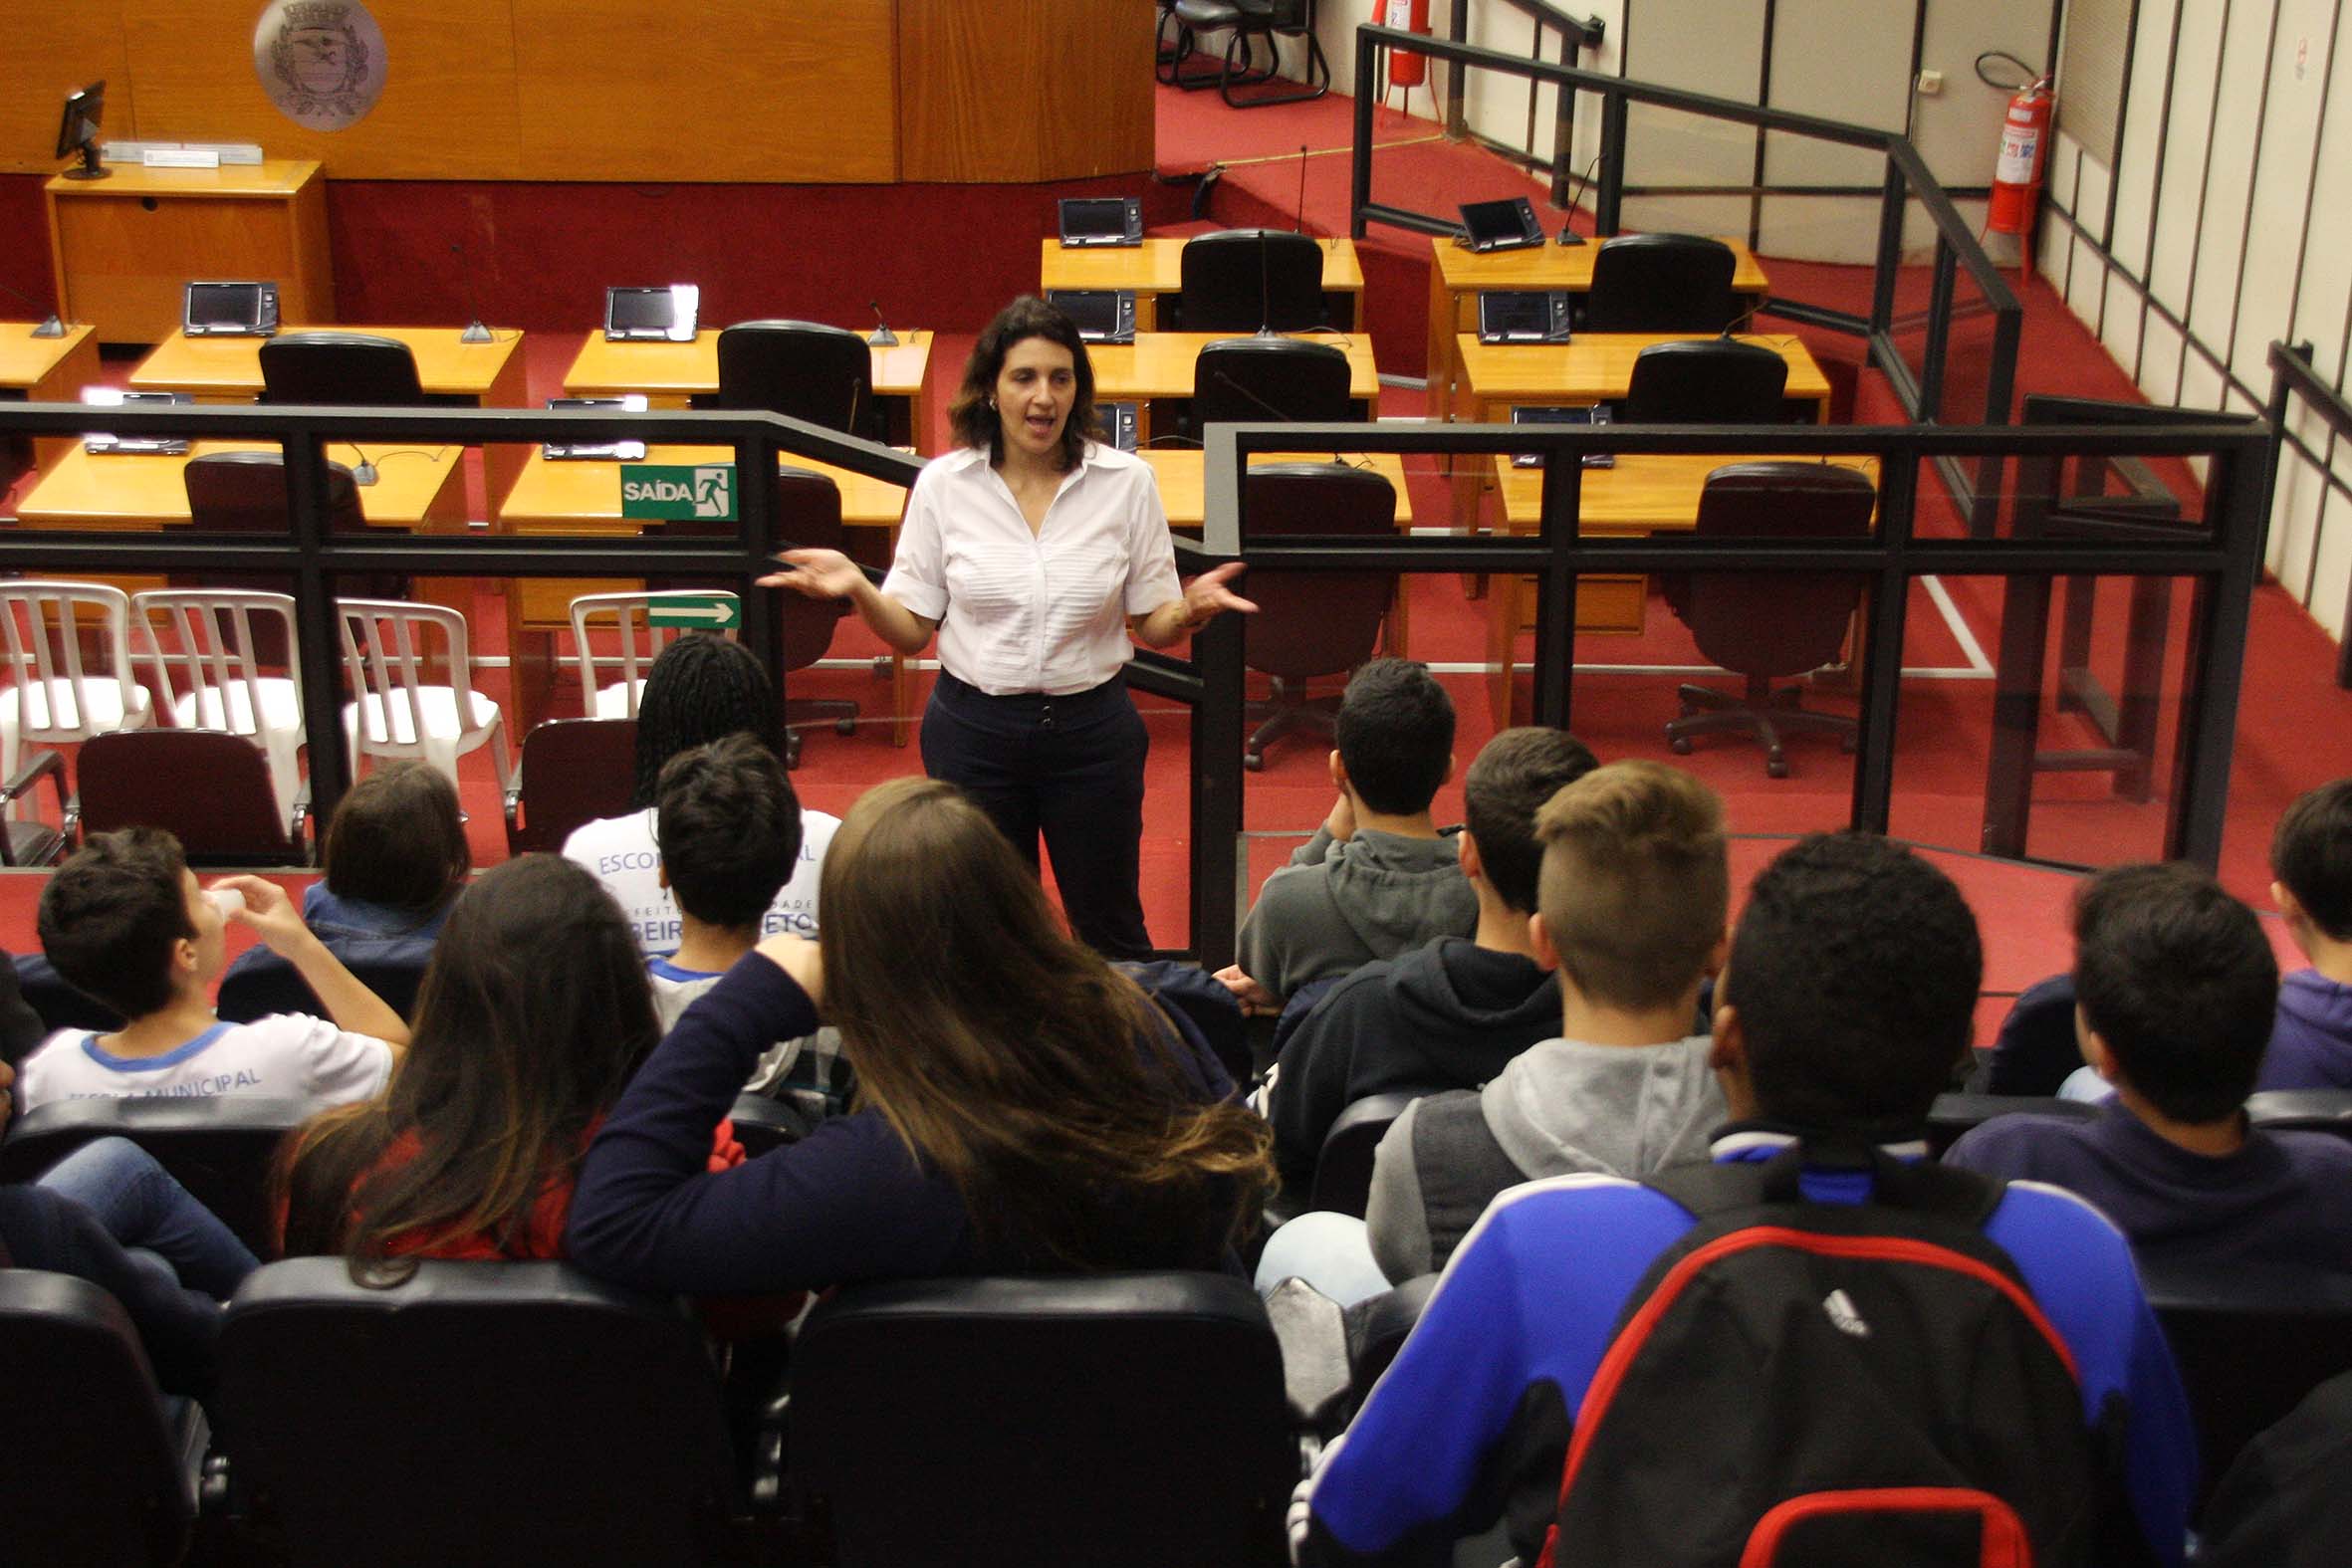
(1376, 0), (1431, 98)
(1989, 76), (2053, 237)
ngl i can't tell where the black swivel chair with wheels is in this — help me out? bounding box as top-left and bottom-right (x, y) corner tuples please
(772, 466), (860, 765)
(1177, 230), (1328, 332)
(1664, 462), (1876, 777)
(1190, 336), (1353, 444)
(692, 320), (874, 440)
(1581, 233), (1741, 333)
(1162, 0), (1329, 106)
(789, 1273), (1295, 1566)
(1236, 463), (1396, 770)
(258, 332), (456, 406)
(1620, 338), (1791, 424)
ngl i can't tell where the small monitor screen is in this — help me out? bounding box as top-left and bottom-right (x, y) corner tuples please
(185, 282), (266, 331)
(1480, 291), (1556, 340)
(1052, 290), (1126, 340)
(1460, 197), (1540, 249)
(1059, 198), (1133, 241)
(54, 81), (103, 159)
(607, 288), (679, 334)
(1511, 405), (1614, 469)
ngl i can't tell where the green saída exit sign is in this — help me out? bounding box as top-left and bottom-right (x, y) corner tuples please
(645, 594), (741, 630)
(620, 463), (737, 522)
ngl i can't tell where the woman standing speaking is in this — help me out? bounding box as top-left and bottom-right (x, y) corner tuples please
(763, 296), (1252, 958)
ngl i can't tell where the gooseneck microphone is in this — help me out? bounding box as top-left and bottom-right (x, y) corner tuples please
(866, 300), (899, 348)
(0, 277), (67, 338)
(451, 243), (492, 343)
(1212, 367), (1347, 468)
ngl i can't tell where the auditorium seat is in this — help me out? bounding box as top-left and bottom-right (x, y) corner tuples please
(1924, 1092), (2097, 1158)
(1310, 1090), (1439, 1219)
(0, 1098), (312, 1258)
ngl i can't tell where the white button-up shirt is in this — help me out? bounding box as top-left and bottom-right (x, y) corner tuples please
(882, 442), (1183, 696)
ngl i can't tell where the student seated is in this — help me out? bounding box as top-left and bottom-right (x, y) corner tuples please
(1262, 728), (1596, 1192)
(219, 761), (469, 1011)
(276, 854), (743, 1274)
(1219, 659), (1475, 1010)
(23, 828), (408, 1114)
(564, 778), (1275, 1294)
(648, 734), (849, 1119)
(563, 633), (838, 957)
(1258, 760), (1730, 1301)
(1948, 861), (2352, 1273)
(2260, 777), (2352, 1089)
(1295, 834), (2195, 1568)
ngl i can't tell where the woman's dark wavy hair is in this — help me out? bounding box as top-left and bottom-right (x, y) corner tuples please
(948, 295), (1101, 470)
(274, 855), (662, 1284)
(627, 633), (779, 809)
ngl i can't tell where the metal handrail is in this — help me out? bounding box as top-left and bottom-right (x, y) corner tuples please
(2264, 340), (2352, 686)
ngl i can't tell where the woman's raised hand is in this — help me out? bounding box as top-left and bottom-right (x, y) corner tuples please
(758, 549), (863, 600)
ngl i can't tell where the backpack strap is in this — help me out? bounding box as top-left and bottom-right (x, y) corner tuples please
(1647, 1140), (2005, 1229)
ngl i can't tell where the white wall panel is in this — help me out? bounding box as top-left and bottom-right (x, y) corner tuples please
(2145, 0), (2227, 307)
(2105, 0), (2181, 272)
(2183, 0), (2272, 352)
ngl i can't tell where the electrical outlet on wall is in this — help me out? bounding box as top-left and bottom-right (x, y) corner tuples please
(1916, 69), (1944, 95)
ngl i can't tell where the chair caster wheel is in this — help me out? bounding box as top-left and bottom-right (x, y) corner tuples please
(834, 718), (856, 735)
(1669, 738), (1693, 755)
(1244, 752), (1265, 772)
(1766, 758), (1788, 779)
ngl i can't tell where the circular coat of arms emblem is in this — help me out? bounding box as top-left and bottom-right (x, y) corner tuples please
(253, 0), (387, 131)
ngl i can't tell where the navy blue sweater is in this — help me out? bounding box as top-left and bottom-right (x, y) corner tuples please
(0, 1184), (221, 1397)
(566, 953), (1243, 1293)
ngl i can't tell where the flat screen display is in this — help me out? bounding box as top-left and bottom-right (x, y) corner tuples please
(183, 282), (273, 334)
(1459, 197), (1542, 251)
(1049, 289), (1132, 342)
(1058, 197), (1139, 245)
(605, 285), (698, 339)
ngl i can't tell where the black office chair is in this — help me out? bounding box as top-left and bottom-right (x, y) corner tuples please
(1620, 338), (1791, 423)
(1984, 975), (2085, 1096)
(789, 1273), (1295, 1566)
(76, 730), (307, 866)
(773, 466), (859, 766)
(1163, 0), (1330, 107)
(1237, 464), (1396, 770)
(182, 449), (404, 605)
(258, 332), (433, 405)
(215, 1258), (765, 1568)
(1923, 1093), (2098, 1159)
(0, 1097), (313, 1257)
(502, 716), (637, 853)
(0, 1269), (201, 1567)
(1310, 1090), (1439, 1219)
(1178, 230), (1328, 333)
(693, 320), (873, 440)
(1191, 336), (1353, 445)
(1581, 233), (1741, 333)
(2138, 1259), (2352, 1514)
(1664, 462), (1875, 776)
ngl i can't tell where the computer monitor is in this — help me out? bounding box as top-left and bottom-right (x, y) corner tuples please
(55, 81), (108, 181)
(1458, 197), (1544, 253)
(1046, 289), (1136, 344)
(1477, 291), (1572, 343)
(604, 286), (699, 342)
(1510, 404), (1614, 469)
(182, 282), (281, 337)
(542, 395), (649, 462)
(82, 388), (190, 456)
(1057, 197), (1143, 248)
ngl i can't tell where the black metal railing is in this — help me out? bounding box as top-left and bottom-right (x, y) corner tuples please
(2263, 340), (2352, 688)
(1426, 0), (1607, 208)
(1, 397), (2274, 965)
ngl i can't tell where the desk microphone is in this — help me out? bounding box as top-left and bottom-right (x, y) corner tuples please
(0, 277), (67, 338)
(1556, 153), (1602, 245)
(1255, 229), (1284, 339)
(451, 243), (492, 343)
(1719, 298), (1766, 339)
(1211, 368), (1349, 468)
(866, 300), (898, 348)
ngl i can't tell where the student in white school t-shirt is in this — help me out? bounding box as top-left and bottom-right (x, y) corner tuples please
(23, 828), (407, 1113)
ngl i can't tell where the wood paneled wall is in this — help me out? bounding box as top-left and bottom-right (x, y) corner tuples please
(898, 0), (1153, 182)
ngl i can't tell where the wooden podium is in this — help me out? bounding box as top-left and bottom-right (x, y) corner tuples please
(46, 160), (335, 345)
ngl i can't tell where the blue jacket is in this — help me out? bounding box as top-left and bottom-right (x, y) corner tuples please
(1300, 1130), (2197, 1567)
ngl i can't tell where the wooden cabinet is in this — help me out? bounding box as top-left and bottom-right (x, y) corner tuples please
(46, 160), (333, 345)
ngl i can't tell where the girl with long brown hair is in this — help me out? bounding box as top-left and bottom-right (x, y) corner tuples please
(565, 777), (1275, 1289)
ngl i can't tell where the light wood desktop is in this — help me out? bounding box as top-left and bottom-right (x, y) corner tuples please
(1041, 237), (1369, 331)
(1483, 452), (1881, 727)
(0, 323), (103, 471)
(1425, 236), (1770, 423)
(11, 439), (466, 604)
(129, 326), (530, 502)
(45, 161), (334, 345)
(561, 331), (938, 446)
(496, 445), (914, 739)
(1090, 333), (1380, 444)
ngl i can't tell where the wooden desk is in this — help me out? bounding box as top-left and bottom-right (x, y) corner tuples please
(1426, 237), (1769, 424)
(1041, 237), (1369, 331)
(130, 326), (530, 503)
(45, 162), (334, 346)
(497, 446), (913, 739)
(0, 323), (103, 471)
(1090, 333), (1380, 444)
(1484, 452), (1880, 727)
(561, 331), (937, 447)
(11, 439), (467, 604)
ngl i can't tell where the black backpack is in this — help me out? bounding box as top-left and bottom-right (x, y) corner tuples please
(1537, 1142), (2125, 1568)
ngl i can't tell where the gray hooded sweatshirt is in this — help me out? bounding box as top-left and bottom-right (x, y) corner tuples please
(1236, 825), (1477, 1002)
(1364, 1034), (1725, 1283)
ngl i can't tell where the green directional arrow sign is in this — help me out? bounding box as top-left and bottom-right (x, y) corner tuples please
(620, 462), (737, 521)
(645, 594), (741, 630)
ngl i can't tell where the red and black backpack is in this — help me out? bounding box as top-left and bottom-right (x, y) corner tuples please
(1537, 1142), (2125, 1568)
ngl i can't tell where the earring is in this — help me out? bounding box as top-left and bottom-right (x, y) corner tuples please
(987, 397), (997, 409)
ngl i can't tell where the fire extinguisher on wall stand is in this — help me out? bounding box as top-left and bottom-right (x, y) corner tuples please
(1981, 50), (2053, 277)
(1374, 0), (1433, 115)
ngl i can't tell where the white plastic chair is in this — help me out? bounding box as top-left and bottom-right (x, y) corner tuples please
(335, 598), (512, 793)
(0, 581), (153, 818)
(131, 588), (306, 834)
(567, 590), (740, 719)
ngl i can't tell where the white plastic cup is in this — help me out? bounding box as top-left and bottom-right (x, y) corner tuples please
(205, 887), (246, 917)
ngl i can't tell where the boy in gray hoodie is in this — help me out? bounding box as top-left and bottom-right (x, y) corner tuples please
(1365, 760), (1732, 1282)
(1219, 660), (1477, 1010)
